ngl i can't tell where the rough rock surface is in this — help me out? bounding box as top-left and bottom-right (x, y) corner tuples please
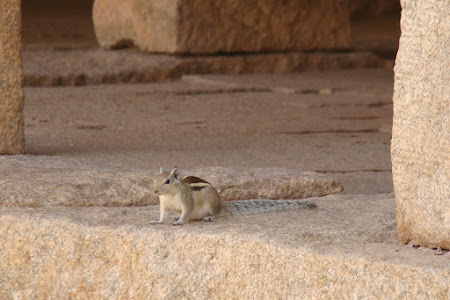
(93, 0), (351, 54)
(0, 194), (448, 299)
(391, 0), (450, 249)
(22, 48), (389, 87)
(0, 0), (24, 154)
(0, 156), (343, 206)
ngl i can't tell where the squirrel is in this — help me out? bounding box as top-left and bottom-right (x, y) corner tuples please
(151, 167), (317, 226)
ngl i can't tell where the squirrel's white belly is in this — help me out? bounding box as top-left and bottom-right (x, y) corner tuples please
(189, 205), (213, 220)
(159, 194), (183, 212)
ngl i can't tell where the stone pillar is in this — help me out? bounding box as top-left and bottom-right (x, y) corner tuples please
(392, 0), (449, 249)
(0, 0), (24, 154)
(93, 0), (351, 54)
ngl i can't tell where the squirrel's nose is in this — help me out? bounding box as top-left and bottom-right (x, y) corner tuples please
(154, 189), (158, 194)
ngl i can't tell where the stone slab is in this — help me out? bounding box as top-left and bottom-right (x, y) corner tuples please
(391, 0), (450, 249)
(0, 0), (24, 154)
(0, 156), (342, 206)
(22, 48), (390, 87)
(0, 194), (448, 298)
(22, 49), (183, 87)
(93, 0), (351, 54)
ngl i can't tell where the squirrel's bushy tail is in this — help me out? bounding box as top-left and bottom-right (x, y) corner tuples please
(223, 199), (317, 215)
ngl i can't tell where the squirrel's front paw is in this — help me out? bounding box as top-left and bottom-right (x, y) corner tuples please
(172, 221), (184, 226)
(150, 220), (163, 225)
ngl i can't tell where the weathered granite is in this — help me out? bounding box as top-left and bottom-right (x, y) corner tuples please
(0, 156), (343, 206)
(0, 194), (448, 299)
(0, 0), (24, 154)
(392, 0), (450, 249)
(93, 0), (351, 54)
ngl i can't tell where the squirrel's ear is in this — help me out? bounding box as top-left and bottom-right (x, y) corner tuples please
(169, 167), (179, 179)
(159, 167), (163, 174)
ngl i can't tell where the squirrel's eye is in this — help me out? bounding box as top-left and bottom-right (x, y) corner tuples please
(164, 179), (170, 184)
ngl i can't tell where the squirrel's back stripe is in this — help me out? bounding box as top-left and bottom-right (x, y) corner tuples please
(181, 176), (211, 185)
(181, 176), (212, 191)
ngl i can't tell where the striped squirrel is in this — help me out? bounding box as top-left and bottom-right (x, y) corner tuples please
(151, 167), (317, 226)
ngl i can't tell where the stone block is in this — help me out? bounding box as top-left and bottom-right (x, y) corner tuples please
(392, 0), (450, 248)
(0, 156), (343, 206)
(93, 0), (351, 54)
(0, 0), (24, 154)
(1, 194), (449, 298)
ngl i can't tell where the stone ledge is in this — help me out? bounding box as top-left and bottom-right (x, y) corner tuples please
(22, 48), (391, 87)
(0, 194), (448, 298)
(93, 0), (351, 54)
(0, 156), (343, 206)
(22, 49), (183, 87)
